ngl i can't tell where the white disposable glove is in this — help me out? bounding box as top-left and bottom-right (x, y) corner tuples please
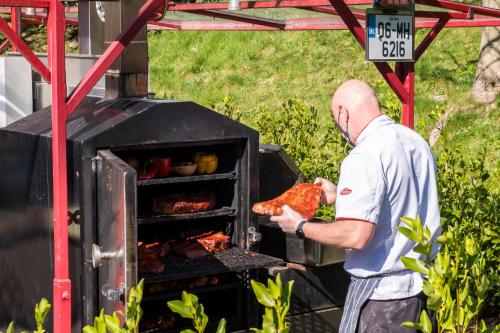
(270, 205), (305, 234)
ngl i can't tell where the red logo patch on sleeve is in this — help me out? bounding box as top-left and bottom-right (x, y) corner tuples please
(340, 188), (352, 195)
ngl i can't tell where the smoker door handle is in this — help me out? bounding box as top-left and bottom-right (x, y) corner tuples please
(92, 244), (123, 269)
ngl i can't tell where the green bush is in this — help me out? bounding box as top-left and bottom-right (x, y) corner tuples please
(257, 99), (350, 183)
(250, 274), (294, 333)
(436, 149), (500, 313)
(398, 216), (495, 332)
(167, 291), (226, 333)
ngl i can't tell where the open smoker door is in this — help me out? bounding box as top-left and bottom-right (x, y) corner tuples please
(94, 149), (137, 315)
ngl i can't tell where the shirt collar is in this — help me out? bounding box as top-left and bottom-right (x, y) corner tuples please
(355, 115), (394, 145)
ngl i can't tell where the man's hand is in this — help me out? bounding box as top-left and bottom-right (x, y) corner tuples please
(314, 177), (337, 205)
(270, 205), (304, 234)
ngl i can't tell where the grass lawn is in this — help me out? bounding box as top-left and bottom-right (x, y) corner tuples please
(148, 25), (498, 189)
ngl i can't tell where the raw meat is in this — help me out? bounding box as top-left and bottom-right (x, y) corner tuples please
(252, 183), (322, 219)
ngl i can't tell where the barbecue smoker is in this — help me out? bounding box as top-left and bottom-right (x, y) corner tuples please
(0, 98), (282, 332)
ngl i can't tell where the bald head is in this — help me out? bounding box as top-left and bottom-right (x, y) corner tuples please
(331, 80), (382, 145)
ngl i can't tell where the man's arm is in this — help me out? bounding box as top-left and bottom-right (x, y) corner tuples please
(303, 219), (375, 250)
(270, 205), (375, 250)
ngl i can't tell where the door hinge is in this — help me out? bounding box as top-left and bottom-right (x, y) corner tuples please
(91, 155), (102, 173)
(248, 227), (262, 244)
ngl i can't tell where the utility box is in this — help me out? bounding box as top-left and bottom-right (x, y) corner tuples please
(0, 57), (33, 127)
(0, 54), (106, 128)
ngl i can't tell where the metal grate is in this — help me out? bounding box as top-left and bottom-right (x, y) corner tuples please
(141, 247), (283, 283)
(138, 207), (236, 225)
(138, 172), (237, 186)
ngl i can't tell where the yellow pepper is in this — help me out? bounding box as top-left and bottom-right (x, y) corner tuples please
(194, 153), (218, 174)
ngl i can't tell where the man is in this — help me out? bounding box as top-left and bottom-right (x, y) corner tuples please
(271, 80), (440, 333)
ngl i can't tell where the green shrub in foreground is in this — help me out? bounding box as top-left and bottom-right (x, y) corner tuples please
(398, 216), (497, 332)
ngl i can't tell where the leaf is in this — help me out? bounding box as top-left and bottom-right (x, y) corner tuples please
(413, 243), (431, 257)
(281, 280), (295, 323)
(94, 312), (107, 333)
(82, 326), (97, 333)
(396, 226), (420, 243)
(182, 291), (193, 307)
(216, 318), (227, 333)
(441, 299), (456, 330)
(401, 257), (429, 275)
(461, 280), (469, 305)
(275, 274), (283, 293)
(251, 280), (276, 307)
(419, 310), (433, 333)
(465, 238), (475, 255)
(6, 322), (14, 333)
(401, 322), (420, 329)
(198, 305), (208, 333)
(267, 278), (280, 300)
(104, 314), (121, 333)
(180, 330), (197, 333)
(426, 293), (442, 311)
(479, 319), (493, 333)
(423, 226), (431, 241)
(34, 298), (51, 330)
(436, 235), (448, 245)
(167, 300), (193, 319)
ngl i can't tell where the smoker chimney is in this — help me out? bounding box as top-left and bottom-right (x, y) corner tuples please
(103, 0), (149, 98)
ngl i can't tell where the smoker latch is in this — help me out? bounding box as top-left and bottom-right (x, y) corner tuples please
(101, 284), (125, 302)
(248, 227), (262, 245)
(92, 244), (123, 269)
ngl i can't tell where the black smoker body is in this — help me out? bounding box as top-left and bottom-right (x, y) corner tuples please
(0, 98), (281, 332)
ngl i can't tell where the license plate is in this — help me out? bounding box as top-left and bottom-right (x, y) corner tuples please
(366, 12), (414, 62)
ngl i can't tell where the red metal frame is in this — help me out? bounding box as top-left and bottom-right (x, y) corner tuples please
(0, 0), (498, 332)
(48, 2), (70, 332)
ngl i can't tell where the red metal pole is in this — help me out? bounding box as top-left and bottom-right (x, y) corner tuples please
(187, 10), (286, 29)
(48, 0), (71, 332)
(401, 63), (415, 128)
(166, 0), (373, 11)
(10, 7), (20, 52)
(415, 17), (449, 61)
(417, 0), (500, 17)
(0, 39), (10, 53)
